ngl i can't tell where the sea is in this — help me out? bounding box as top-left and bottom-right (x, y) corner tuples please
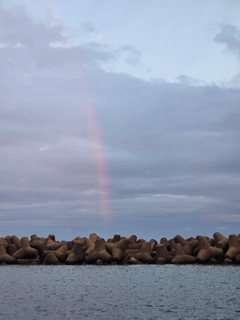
(0, 265), (240, 320)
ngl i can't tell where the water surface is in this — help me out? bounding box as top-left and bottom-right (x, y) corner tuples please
(0, 265), (240, 319)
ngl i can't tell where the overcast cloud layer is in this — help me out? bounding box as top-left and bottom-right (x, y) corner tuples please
(1, 2), (240, 240)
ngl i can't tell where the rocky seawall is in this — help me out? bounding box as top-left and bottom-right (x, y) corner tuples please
(1, 232), (240, 265)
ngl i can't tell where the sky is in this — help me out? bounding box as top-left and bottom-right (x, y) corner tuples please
(1, 0), (240, 241)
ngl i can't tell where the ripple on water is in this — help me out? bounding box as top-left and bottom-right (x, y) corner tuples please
(0, 265), (239, 320)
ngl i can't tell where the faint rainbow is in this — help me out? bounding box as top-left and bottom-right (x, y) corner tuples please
(46, 0), (112, 223)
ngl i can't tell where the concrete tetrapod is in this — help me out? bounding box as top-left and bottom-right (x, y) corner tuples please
(4, 236), (11, 245)
(174, 235), (192, 255)
(225, 234), (240, 260)
(17, 259), (41, 265)
(171, 243), (196, 264)
(112, 234), (121, 243)
(192, 245), (200, 257)
(48, 234), (56, 241)
(196, 237), (211, 263)
(41, 250), (58, 261)
(65, 242), (84, 264)
(89, 233), (99, 243)
(44, 237), (67, 250)
(235, 255), (240, 264)
(160, 237), (168, 246)
(128, 235), (137, 244)
(113, 237), (129, 262)
(10, 235), (21, 249)
(187, 239), (199, 251)
(128, 257), (143, 265)
(213, 232), (229, 251)
(209, 238), (215, 247)
(149, 239), (157, 252)
(30, 237), (47, 255)
(155, 244), (173, 264)
(106, 235), (121, 243)
(0, 243), (16, 264)
(127, 235), (142, 250)
(105, 242), (115, 254)
(84, 238), (95, 256)
(12, 237), (38, 259)
(127, 243), (142, 250)
(168, 239), (176, 252)
(1, 232), (240, 265)
(223, 258), (233, 265)
(123, 249), (140, 259)
(7, 244), (18, 255)
(197, 237), (223, 263)
(55, 244), (69, 262)
(43, 252), (61, 265)
(132, 242), (154, 264)
(105, 238), (129, 263)
(30, 234), (38, 241)
(85, 238), (112, 264)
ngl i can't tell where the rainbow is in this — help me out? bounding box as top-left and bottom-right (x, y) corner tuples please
(46, 0), (112, 223)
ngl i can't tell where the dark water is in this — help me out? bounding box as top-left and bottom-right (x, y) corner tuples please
(0, 265), (240, 320)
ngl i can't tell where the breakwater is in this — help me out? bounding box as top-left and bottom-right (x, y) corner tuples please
(0, 232), (240, 265)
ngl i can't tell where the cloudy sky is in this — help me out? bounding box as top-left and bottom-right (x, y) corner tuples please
(1, 0), (240, 241)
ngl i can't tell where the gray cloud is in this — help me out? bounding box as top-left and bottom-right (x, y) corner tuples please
(115, 44), (141, 66)
(81, 22), (96, 33)
(1, 5), (240, 239)
(0, 6), (63, 46)
(214, 24), (240, 58)
(176, 75), (203, 86)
